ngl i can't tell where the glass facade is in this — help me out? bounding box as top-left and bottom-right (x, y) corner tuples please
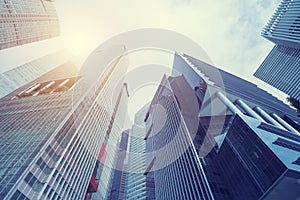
(126, 104), (156, 200)
(0, 50), (71, 99)
(254, 0), (300, 100)
(0, 0), (59, 50)
(261, 0), (300, 48)
(180, 54), (299, 120)
(0, 46), (299, 199)
(0, 46), (129, 199)
(254, 45), (300, 100)
(107, 130), (129, 200)
(204, 115), (288, 199)
(127, 52), (300, 200)
(145, 75), (214, 200)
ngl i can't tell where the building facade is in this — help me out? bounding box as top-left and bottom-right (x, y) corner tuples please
(1, 44), (299, 199)
(0, 46), (129, 199)
(0, 50), (71, 99)
(254, 0), (300, 100)
(138, 53), (300, 199)
(261, 0), (300, 48)
(144, 74), (214, 200)
(107, 129), (129, 200)
(0, 0), (60, 50)
(125, 104), (156, 200)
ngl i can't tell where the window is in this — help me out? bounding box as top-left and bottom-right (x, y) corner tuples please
(11, 190), (29, 200)
(24, 172), (44, 192)
(16, 77), (80, 98)
(32, 181), (44, 192)
(45, 146), (60, 162)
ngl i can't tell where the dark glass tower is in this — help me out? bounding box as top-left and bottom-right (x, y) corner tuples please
(139, 53), (300, 199)
(107, 129), (129, 200)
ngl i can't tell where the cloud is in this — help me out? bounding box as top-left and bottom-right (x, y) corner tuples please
(54, 0), (285, 101)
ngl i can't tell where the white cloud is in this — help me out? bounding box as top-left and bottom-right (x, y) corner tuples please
(54, 0), (287, 110)
(55, 0), (279, 73)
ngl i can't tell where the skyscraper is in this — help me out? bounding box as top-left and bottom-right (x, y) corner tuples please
(137, 53), (300, 199)
(0, 46), (129, 199)
(0, 50), (71, 99)
(0, 0), (60, 50)
(254, 0), (300, 100)
(144, 74), (214, 199)
(125, 104), (156, 200)
(107, 129), (129, 200)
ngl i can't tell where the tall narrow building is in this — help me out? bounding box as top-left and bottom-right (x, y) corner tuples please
(254, 0), (300, 100)
(0, 46), (129, 199)
(107, 129), (130, 200)
(0, 0), (60, 50)
(125, 104), (156, 200)
(144, 74), (214, 199)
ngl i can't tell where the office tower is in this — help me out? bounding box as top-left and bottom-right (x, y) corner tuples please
(254, 0), (300, 100)
(181, 53), (300, 125)
(107, 129), (129, 200)
(125, 104), (156, 200)
(0, 46), (129, 199)
(0, 0), (60, 50)
(261, 0), (300, 48)
(0, 50), (71, 99)
(141, 53), (300, 199)
(144, 74), (214, 200)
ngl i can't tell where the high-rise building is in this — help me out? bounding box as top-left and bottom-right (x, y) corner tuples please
(261, 0), (300, 48)
(138, 53), (300, 199)
(144, 74), (214, 199)
(254, 0), (300, 100)
(181, 53), (299, 125)
(0, 46), (129, 199)
(1, 45), (299, 200)
(0, 0), (60, 50)
(125, 104), (156, 200)
(0, 50), (71, 99)
(107, 129), (129, 200)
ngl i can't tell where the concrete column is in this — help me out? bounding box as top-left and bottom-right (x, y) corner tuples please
(271, 113), (299, 135)
(216, 92), (242, 115)
(234, 99), (265, 122)
(253, 106), (286, 130)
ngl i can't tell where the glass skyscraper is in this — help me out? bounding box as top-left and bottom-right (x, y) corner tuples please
(0, 0), (60, 50)
(107, 129), (129, 200)
(254, 0), (300, 100)
(143, 72), (217, 199)
(0, 50), (71, 99)
(133, 52), (300, 199)
(0, 46), (129, 199)
(125, 104), (156, 200)
(1, 44), (299, 199)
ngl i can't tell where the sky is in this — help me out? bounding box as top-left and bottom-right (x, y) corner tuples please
(55, 0), (286, 118)
(54, 0), (281, 75)
(0, 0), (287, 121)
